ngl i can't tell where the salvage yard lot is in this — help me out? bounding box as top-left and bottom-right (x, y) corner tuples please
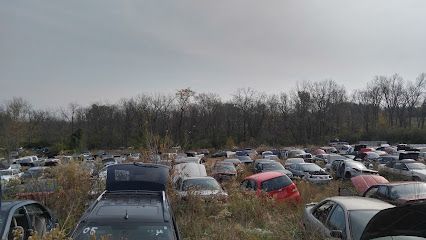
(172, 159), (347, 240)
(2, 157), (350, 240)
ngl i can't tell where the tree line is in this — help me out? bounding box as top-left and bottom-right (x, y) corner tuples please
(1, 73), (426, 154)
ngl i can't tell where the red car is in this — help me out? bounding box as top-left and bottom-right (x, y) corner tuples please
(241, 171), (301, 202)
(351, 175), (426, 205)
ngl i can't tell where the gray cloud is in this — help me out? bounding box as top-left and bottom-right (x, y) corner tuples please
(1, 0), (425, 107)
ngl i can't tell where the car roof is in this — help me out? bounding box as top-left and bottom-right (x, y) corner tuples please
(245, 171), (285, 182)
(182, 176), (216, 180)
(381, 181), (426, 186)
(84, 191), (171, 223)
(296, 163), (316, 165)
(326, 196), (394, 211)
(1, 200), (38, 212)
(400, 159), (418, 163)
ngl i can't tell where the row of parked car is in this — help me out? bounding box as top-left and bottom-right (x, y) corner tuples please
(2, 143), (426, 240)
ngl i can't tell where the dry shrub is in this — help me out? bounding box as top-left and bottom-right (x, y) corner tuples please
(46, 162), (92, 233)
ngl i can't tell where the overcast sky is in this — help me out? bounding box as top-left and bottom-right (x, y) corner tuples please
(1, 0), (426, 108)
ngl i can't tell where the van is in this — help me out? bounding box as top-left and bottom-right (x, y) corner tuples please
(173, 163), (207, 189)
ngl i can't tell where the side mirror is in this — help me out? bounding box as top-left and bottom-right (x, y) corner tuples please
(330, 230), (343, 239)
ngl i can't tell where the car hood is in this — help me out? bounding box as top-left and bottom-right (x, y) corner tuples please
(351, 175), (389, 194)
(179, 190), (227, 197)
(360, 202), (426, 240)
(356, 168), (378, 174)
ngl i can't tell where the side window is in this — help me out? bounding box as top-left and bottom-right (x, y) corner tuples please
(8, 207), (30, 240)
(240, 180), (249, 190)
(394, 163), (403, 170)
(377, 186), (388, 198)
(364, 187), (379, 198)
(327, 205), (346, 237)
(313, 201), (335, 225)
(25, 204), (52, 235)
(241, 180), (256, 190)
(175, 178), (183, 190)
(249, 180), (257, 190)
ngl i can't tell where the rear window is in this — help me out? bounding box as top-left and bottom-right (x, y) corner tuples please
(261, 176), (292, 192)
(74, 223), (176, 240)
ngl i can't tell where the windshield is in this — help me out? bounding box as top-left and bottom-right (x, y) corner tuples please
(263, 163), (285, 171)
(182, 178), (221, 191)
(367, 153), (380, 159)
(389, 183), (426, 200)
(300, 164), (322, 172)
(349, 210), (380, 240)
(0, 170), (15, 176)
(287, 159), (304, 164)
(406, 163), (426, 170)
(214, 164), (236, 173)
(346, 161), (367, 170)
(74, 224), (176, 240)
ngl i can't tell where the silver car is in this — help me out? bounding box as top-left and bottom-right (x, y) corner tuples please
(287, 163), (332, 184)
(335, 160), (378, 179)
(303, 196), (394, 240)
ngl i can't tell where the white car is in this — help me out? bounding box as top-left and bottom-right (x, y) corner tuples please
(173, 162), (207, 188)
(176, 176), (228, 199)
(128, 153), (141, 161)
(0, 169), (22, 183)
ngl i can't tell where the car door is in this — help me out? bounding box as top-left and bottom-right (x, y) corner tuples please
(288, 164), (298, 176)
(363, 186), (379, 198)
(25, 203), (54, 236)
(399, 163), (413, 179)
(394, 163), (411, 180)
(326, 204), (347, 239)
(7, 206), (31, 240)
(307, 201), (336, 237)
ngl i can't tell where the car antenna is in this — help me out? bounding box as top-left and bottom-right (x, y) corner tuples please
(124, 209), (129, 220)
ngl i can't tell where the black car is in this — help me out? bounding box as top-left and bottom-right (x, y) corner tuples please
(360, 201), (426, 240)
(212, 150), (227, 158)
(0, 200), (55, 240)
(72, 163), (181, 240)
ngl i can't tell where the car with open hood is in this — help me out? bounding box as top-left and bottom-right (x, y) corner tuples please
(72, 163), (181, 240)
